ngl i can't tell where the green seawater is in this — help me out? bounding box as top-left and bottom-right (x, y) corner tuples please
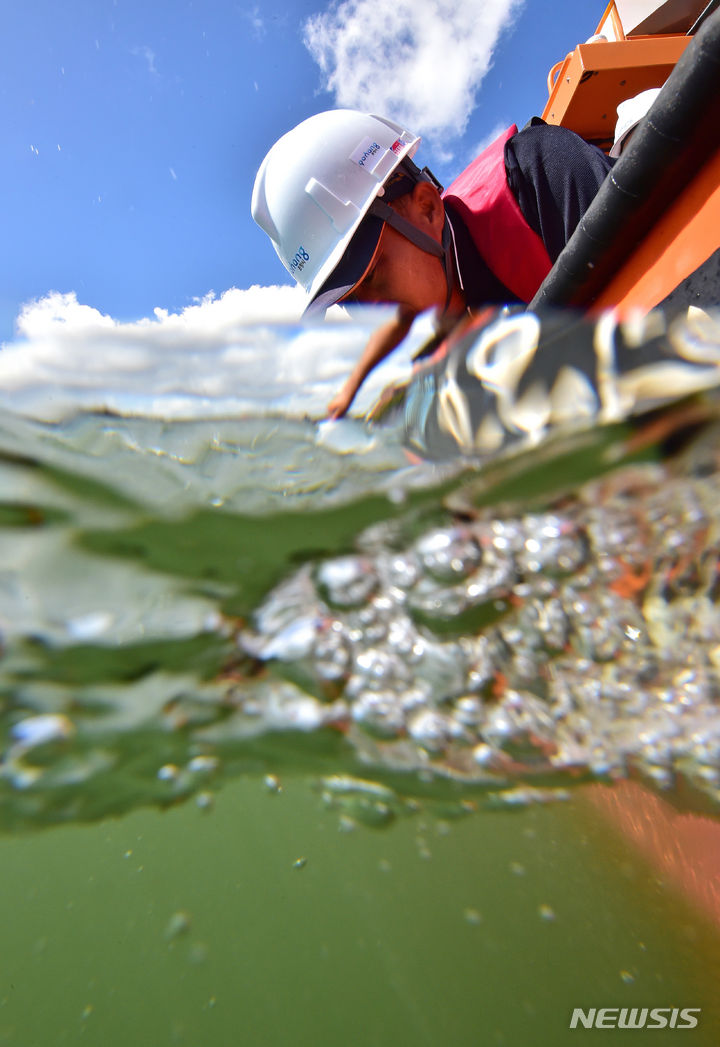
(1, 405), (720, 1045)
(2, 782), (720, 1046)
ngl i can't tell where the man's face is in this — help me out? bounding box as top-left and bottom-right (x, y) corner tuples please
(351, 182), (449, 313)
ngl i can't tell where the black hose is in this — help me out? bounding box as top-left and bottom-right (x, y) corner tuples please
(689, 0), (720, 34)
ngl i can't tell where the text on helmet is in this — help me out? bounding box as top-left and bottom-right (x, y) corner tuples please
(350, 137), (383, 170)
(289, 246), (310, 274)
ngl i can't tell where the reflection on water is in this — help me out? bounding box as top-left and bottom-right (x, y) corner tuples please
(2, 390), (720, 831)
(0, 403), (448, 831)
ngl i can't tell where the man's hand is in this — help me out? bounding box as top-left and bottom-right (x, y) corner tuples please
(326, 383), (357, 420)
(325, 309), (417, 421)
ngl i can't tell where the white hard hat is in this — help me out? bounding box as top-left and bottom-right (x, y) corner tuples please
(251, 109), (421, 312)
(610, 87), (662, 158)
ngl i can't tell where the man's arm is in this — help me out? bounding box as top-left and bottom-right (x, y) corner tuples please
(326, 308), (416, 419)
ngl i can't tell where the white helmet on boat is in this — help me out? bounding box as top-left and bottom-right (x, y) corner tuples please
(252, 109), (426, 315)
(610, 87), (662, 158)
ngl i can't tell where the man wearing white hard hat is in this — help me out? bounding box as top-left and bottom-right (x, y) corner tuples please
(252, 110), (612, 417)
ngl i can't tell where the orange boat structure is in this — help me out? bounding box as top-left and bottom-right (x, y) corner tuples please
(532, 0), (720, 317)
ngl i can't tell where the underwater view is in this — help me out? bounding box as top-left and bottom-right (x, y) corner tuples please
(1, 304), (720, 1044)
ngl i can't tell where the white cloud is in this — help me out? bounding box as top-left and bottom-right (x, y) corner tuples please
(0, 288), (426, 422)
(131, 45), (158, 76)
(243, 5), (266, 39)
(303, 0), (524, 141)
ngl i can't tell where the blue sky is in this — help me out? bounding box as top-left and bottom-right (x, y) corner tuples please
(1, 0), (602, 343)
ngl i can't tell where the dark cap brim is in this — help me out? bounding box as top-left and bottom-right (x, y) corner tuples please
(302, 214), (384, 319)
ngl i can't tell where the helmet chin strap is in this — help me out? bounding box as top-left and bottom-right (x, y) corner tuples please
(368, 198), (457, 315)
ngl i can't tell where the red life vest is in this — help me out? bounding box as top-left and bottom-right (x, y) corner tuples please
(442, 125), (552, 303)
